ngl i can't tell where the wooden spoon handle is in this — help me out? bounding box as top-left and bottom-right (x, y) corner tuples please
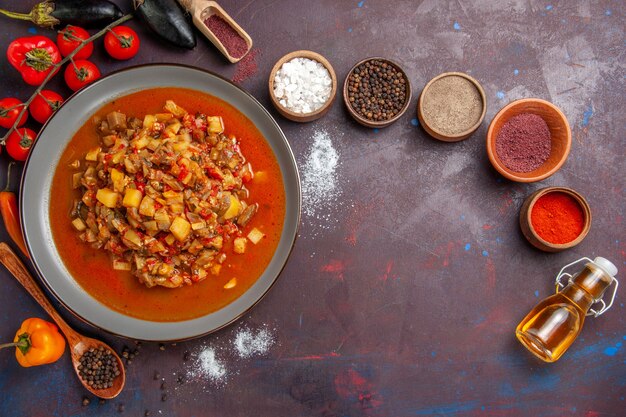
(0, 242), (76, 338)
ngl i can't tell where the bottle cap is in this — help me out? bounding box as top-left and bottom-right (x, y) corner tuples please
(593, 257), (618, 278)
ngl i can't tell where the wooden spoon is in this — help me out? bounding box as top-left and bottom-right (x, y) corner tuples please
(178, 0), (252, 63)
(0, 242), (125, 399)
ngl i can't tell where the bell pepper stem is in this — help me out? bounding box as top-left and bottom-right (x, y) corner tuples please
(0, 8), (33, 22)
(3, 162), (15, 192)
(0, 340), (28, 350)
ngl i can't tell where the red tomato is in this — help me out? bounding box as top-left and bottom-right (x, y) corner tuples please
(57, 26), (93, 59)
(64, 60), (101, 91)
(5, 128), (37, 161)
(104, 26), (140, 60)
(29, 90), (64, 124)
(0, 97), (28, 129)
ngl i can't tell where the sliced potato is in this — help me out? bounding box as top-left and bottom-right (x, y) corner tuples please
(170, 216), (191, 241)
(122, 188), (143, 208)
(164, 100), (187, 117)
(96, 188), (119, 208)
(223, 194), (241, 219)
(247, 228), (265, 244)
(72, 218), (87, 232)
(233, 237), (247, 254)
(85, 147), (101, 161)
(138, 195), (156, 217)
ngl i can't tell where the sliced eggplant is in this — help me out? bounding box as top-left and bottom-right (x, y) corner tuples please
(134, 0), (196, 49)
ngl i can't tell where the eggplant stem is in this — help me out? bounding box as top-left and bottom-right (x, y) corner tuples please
(0, 8), (33, 22)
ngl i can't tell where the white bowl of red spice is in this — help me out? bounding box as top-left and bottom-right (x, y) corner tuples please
(519, 187), (591, 252)
(418, 72), (486, 141)
(487, 98), (571, 182)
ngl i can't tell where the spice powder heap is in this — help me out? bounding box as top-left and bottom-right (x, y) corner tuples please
(204, 15), (249, 59)
(496, 113), (551, 173)
(273, 57), (332, 114)
(531, 192), (585, 244)
(346, 59), (407, 122)
(421, 75), (483, 135)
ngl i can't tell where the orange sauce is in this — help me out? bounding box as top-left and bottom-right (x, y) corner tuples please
(49, 88), (285, 322)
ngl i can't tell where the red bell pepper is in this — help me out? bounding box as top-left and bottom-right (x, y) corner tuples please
(6, 36), (61, 86)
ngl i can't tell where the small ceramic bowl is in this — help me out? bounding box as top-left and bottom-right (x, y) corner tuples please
(487, 98), (572, 182)
(519, 187), (591, 252)
(417, 72), (487, 142)
(268, 50), (337, 123)
(343, 57), (412, 128)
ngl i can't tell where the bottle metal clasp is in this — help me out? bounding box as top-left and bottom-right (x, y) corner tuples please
(555, 257), (620, 317)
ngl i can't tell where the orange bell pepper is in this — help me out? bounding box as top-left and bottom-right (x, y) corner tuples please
(0, 318), (65, 367)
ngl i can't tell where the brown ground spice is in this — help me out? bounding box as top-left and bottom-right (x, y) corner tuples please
(421, 75), (483, 135)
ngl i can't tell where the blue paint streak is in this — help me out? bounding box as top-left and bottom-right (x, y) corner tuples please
(28, 27), (37, 34)
(496, 91), (505, 100)
(413, 401), (480, 415)
(348, 27), (353, 33)
(431, 351), (437, 357)
(514, 69), (519, 75)
(464, 243), (471, 251)
(357, 0), (364, 7)
(521, 373), (560, 395)
(453, 22), (461, 30)
(546, 5), (553, 11)
(411, 118), (419, 126)
(460, 214), (465, 220)
(605, 9), (612, 16)
(499, 382), (516, 397)
(604, 346), (618, 356)
(496, 237), (502, 243)
(373, 128), (379, 133)
(581, 104), (593, 126)
(482, 250), (488, 257)
(534, 290), (540, 297)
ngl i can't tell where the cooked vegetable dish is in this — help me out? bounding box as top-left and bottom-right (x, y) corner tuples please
(69, 100), (265, 288)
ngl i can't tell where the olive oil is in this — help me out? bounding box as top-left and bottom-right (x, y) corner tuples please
(516, 257), (618, 363)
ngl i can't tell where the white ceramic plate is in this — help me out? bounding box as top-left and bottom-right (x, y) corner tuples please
(21, 65), (300, 341)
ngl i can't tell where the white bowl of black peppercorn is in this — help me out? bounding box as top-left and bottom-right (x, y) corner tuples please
(343, 57), (412, 128)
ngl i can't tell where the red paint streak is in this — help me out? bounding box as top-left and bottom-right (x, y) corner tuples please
(334, 369), (383, 409)
(344, 200), (380, 246)
(422, 241), (457, 269)
(483, 224), (493, 230)
(474, 306), (511, 333)
(321, 259), (347, 280)
(585, 412), (600, 417)
(232, 49), (259, 84)
(485, 258), (496, 290)
(498, 191), (513, 214)
(379, 260), (396, 282)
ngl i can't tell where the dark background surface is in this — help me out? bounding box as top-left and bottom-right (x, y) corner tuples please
(0, 1), (624, 416)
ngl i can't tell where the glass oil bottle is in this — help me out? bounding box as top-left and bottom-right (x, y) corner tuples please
(516, 257), (619, 363)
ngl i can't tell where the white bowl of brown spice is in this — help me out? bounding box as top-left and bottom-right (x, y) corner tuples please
(418, 72), (486, 142)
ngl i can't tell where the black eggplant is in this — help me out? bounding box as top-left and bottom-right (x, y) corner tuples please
(0, 0), (124, 28)
(134, 0), (196, 49)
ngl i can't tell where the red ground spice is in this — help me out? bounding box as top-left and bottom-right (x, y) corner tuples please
(204, 15), (249, 59)
(531, 192), (585, 244)
(495, 113), (551, 173)
(232, 49), (259, 84)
